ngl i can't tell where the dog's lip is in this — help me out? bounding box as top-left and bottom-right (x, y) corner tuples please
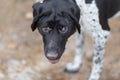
(48, 59), (59, 64)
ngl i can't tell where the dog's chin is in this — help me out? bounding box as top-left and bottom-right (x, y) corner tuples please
(48, 59), (60, 64)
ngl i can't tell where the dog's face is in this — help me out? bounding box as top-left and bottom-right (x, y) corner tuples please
(31, 0), (80, 64)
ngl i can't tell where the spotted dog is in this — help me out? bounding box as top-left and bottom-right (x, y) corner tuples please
(31, 0), (120, 80)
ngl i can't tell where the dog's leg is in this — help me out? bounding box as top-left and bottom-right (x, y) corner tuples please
(89, 30), (110, 80)
(64, 31), (85, 73)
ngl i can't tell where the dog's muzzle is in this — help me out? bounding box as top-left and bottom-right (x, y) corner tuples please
(46, 52), (60, 64)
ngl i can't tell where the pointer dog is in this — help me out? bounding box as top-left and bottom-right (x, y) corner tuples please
(31, 0), (120, 80)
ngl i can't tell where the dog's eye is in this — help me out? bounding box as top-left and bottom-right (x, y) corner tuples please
(42, 27), (52, 32)
(59, 26), (68, 33)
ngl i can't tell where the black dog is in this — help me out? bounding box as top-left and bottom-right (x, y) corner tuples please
(31, 0), (120, 80)
(31, 0), (80, 64)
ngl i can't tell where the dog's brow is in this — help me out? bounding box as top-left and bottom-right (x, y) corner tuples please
(41, 10), (52, 17)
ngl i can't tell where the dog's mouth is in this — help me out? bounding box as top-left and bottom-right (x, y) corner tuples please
(48, 59), (59, 64)
(45, 52), (61, 64)
(48, 59), (60, 64)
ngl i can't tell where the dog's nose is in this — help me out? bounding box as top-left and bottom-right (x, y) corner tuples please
(46, 52), (58, 60)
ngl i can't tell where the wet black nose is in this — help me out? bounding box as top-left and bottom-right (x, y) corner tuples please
(46, 52), (58, 60)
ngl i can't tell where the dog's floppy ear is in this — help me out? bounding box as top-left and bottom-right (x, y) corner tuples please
(68, 1), (81, 33)
(31, 15), (40, 31)
(31, 2), (42, 31)
(69, 12), (80, 33)
(64, 11), (80, 33)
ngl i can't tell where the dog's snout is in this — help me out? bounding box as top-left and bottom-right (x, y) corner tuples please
(46, 52), (58, 60)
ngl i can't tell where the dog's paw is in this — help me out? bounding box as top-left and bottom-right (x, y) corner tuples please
(64, 68), (79, 73)
(64, 62), (82, 73)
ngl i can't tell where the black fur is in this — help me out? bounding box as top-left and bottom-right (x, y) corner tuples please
(95, 0), (120, 31)
(85, 0), (93, 3)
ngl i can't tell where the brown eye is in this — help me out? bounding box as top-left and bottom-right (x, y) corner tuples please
(59, 26), (68, 33)
(42, 27), (52, 32)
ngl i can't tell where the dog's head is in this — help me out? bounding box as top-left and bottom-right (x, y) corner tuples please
(31, 0), (80, 64)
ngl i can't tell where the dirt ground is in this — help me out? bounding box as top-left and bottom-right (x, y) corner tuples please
(0, 0), (120, 80)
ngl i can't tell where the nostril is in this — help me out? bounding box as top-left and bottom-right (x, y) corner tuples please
(46, 53), (58, 60)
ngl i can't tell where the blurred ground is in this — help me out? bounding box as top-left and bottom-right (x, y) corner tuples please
(0, 0), (120, 80)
